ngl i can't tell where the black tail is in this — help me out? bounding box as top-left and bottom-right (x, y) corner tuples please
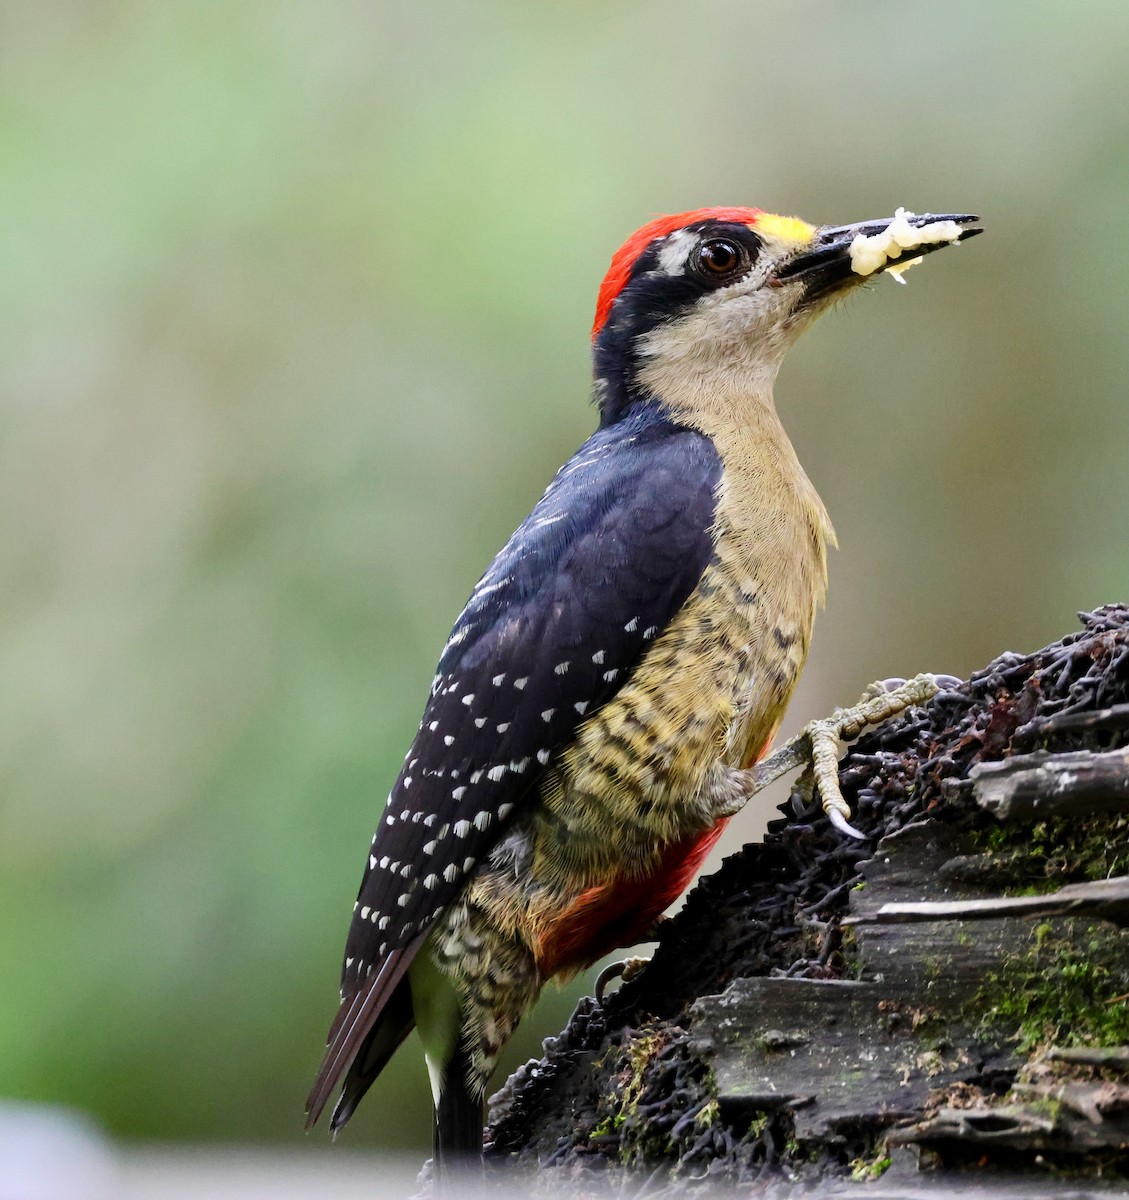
(434, 1036), (485, 1185)
(328, 979), (414, 1133)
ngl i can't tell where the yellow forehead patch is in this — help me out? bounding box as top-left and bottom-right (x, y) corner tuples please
(752, 213), (816, 248)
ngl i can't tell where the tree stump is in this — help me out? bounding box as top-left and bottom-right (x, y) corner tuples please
(484, 605), (1129, 1196)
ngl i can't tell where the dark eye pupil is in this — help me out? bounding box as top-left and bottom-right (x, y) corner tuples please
(700, 240), (739, 274)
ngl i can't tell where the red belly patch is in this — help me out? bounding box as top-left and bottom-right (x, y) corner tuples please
(534, 820), (730, 977)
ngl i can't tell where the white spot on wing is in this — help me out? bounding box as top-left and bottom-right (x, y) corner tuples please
(445, 625), (469, 649)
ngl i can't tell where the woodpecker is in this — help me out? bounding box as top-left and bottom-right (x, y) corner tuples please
(306, 205), (980, 1168)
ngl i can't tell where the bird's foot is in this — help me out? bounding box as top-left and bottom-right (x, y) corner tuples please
(796, 674), (946, 837)
(595, 955), (652, 1004)
(717, 673), (954, 837)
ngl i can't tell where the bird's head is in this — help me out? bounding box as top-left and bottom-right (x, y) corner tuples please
(592, 206), (980, 427)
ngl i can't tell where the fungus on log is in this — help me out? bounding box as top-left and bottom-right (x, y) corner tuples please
(485, 605), (1129, 1196)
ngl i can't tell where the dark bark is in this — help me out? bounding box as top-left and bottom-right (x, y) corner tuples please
(483, 605), (1129, 1196)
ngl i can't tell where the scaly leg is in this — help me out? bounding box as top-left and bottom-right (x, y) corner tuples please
(715, 673), (951, 838)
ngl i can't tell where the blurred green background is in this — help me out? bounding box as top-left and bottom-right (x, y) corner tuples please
(1, 0), (1127, 1160)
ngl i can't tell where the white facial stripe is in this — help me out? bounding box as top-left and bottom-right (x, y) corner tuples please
(633, 271), (808, 405)
(656, 228), (698, 276)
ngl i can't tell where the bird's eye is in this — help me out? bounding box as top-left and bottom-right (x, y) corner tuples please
(693, 238), (748, 283)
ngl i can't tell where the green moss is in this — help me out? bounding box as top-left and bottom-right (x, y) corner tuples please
(966, 813), (1129, 894)
(839, 924), (861, 978)
(588, 1027), (669, 1149)
(850, 1151), (893, 1182)
(694, 1099), (720, 1130)
(969, 921), (1129, 1052)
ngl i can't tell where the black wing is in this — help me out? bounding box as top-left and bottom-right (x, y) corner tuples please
(307, 408), (721, 1121)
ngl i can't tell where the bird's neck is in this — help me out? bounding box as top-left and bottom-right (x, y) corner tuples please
(635, 353), (836, 651)
(638, 348), (832, 536)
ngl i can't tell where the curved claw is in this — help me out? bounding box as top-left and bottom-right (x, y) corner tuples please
(595, 956), (652, 1004)
(827, 806), (868, 840)
(595, 960), (627, 1005)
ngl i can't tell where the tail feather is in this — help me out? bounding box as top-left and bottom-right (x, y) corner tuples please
(306, 931), (427, 1130)
(434, 1035), (485, 1177)
(329, 980), (415, 1133)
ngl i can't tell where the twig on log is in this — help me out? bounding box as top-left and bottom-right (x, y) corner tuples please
(846, 875), (1129, 927)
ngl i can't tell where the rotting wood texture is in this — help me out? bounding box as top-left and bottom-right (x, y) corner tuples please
(484, 605), (1129, 1197)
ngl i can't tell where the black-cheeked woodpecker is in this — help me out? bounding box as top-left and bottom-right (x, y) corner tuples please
(305, 205), (981, 1171)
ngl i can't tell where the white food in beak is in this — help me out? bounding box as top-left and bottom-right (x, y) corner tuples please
(849, 208), (963, 278)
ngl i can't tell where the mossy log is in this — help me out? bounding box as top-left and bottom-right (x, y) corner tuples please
(484, 606), (1129, 1197)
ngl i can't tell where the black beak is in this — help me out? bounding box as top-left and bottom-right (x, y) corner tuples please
(775, 212), (982, 300)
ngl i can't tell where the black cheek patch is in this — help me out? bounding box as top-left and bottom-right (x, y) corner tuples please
(592, 222), (763, 426)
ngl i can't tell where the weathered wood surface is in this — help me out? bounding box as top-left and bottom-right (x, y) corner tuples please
(971, 745), (1129, 820)
(691, 806), (1129, 1160)
(484, 606), (1129, 1196)
(690, 976), (985, 1139)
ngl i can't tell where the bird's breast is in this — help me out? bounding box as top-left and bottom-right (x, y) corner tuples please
(466, 427), (834, 986)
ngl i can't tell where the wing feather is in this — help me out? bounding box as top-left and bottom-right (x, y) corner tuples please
(308, 409), (721, 1124)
